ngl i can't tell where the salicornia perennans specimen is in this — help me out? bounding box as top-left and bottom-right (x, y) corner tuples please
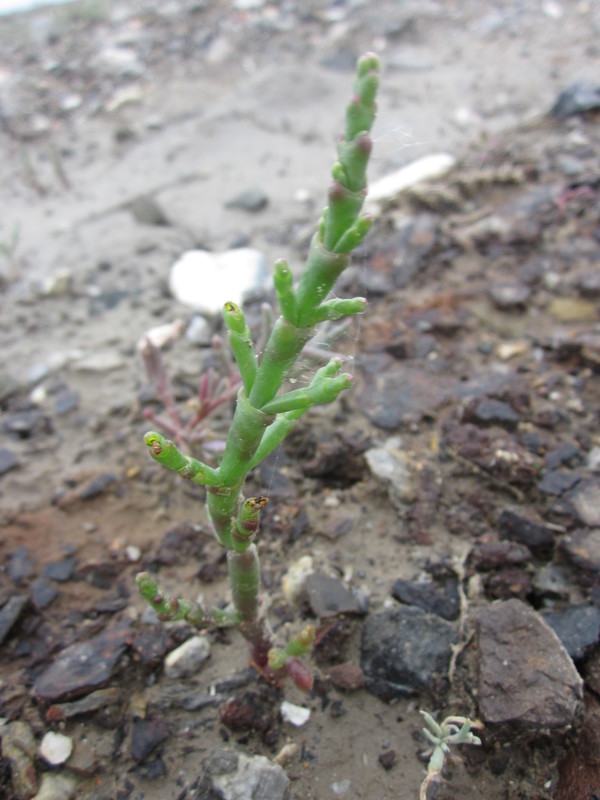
(137, 53), (380, 690)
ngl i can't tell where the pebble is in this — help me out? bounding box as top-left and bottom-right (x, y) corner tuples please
(39, 731), (73, 766)
(130, 196), (170, 226)
(164, 635), (211, 679)
(360, 606), (457, 702)
(327, 662), (366, 691)
(538, 470), (580, 496)
(193, 749), (290, 800)
(561, 529), (600, 573)
(364, 436), (415, 508)
(30, 578), (59, 610)
(360, 366), (454, 429)
(43, 556), (77, 582)
(280, 700), (311, 727)
(0, 595), (28, 645)
(169, 248), (268, 314)
(130, 717), (170, 762)
(304, 572), (362, 618)
(476, 599), (582, 736)
(365, 153), (456, 212)
(488, 283), (531, 310)
(34, 625), (132, 703)
(0, 720), (38, 799)
(498, 508), (555, 558)
(0, 447), (19, 475)
(186, 314), (213, 346)
(542, 605), (600, 661)
(281, 555), (314, 605)
(531, 564), (571, 603)
(225, 188), (269, 212)
(568, 479), (600, 527)
(551, 81), (600, 118)
(548, 297), (598, 323)
(139, 320), (183, 350)
(8, 546), (34, 583)
(32, 772), (77, 800)
(391, 577), (460, 621)
(72, 351), (125, 373)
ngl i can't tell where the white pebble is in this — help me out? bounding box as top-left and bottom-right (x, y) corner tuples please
(280, 700), (311, 727)
(164, 636), (211, 679)
(169, 248), (268, 314)
(125, 545), (141, 562)
(365, 154), (456, 213)
(39, 731), (73, 766)
(281, 555), (314, 605)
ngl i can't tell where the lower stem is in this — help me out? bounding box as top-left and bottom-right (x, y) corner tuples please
(227, 545), (274, 669)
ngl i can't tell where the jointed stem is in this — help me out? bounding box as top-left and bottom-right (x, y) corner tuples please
(139, 53), (381, 687)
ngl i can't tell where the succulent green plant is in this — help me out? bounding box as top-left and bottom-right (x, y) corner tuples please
(137, 53), (380, 690)
(419, 711), (483, 800)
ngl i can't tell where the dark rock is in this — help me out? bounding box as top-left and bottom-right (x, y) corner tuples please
(538, 470), (580, 496)
(304, 572), (362, 618)
(476, 599), (583, 735)
(360, 606), (457, 702)
(30, 577), (59, 610)
(78, 472), (118, 501)
(219, 689), (279, 741)
(378, 750), (397, 771)
(131, 627), (172, 666)
(45, 688), (124, 722)
(0, 447), (19, 476)
(488, 283), (531, 310)
(541, 605), (600, 661)
(561, 529), (600, 573)
(498, 508), (555, 558)
(0, 595), (28, 645)
(464, 398), (520, 430)
(551, 81), (600, 118)
(391, 577), (460, 621)
(8, 546), (35, 583)
(135, 755), (167, 779)
(485, 567), (531, 601)
(42, 556), (77, 582)
(3, 410), (51, 438)
(225, 188), (268, 212)
(34, 625), (132, 702)
(327, 662), (365, 691)
(130, 717), (170, 762)
(470, 540), (533, 570)
(544, 442), (581, 470)
(360, 366), (455, 429)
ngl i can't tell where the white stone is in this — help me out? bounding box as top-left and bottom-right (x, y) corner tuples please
(72, 351), (125, 372)
(164, 635), (211, 679)
(365, 153), (456, 212)
(365, 437), (415, 507)
(169, 248), (268, 314)
(125, 545), (141, 562)
(32, 772), (76, 800)
(137, 320), (183, 351)
(186, 314), (212, 346)
(39, 731), (73, 766)
(280, 700), (311, 727)
(211, 752), (289, 800)
(281, 555), (314, 605)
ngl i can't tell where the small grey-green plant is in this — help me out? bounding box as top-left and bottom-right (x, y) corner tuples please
(419, 711), (483, 800)
(137, 53), (380, 690)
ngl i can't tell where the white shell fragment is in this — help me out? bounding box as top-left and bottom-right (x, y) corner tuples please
(280, 700), (311, 727)
(365, 153), (456, 213)
(281, 555), (314, 605)
(164, 635), (211, 679)
(137, 320), (184, 351)
(39, 731), (73, 766)
(169, 248), (268, 314)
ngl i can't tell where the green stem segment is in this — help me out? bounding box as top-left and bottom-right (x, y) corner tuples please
(139, 53), (380, 687)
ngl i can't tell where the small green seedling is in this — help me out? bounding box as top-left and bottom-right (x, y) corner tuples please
(137, 53), (380, 690)
(419, 711), (483, 800)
